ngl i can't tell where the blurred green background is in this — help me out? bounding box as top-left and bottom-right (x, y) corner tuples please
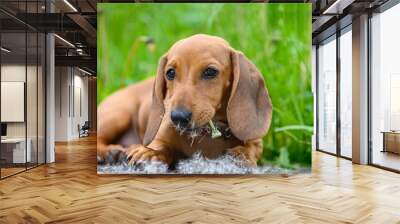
(97, 3), (312, 168)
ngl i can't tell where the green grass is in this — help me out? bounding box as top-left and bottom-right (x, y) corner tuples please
(98, 3), (312, 168)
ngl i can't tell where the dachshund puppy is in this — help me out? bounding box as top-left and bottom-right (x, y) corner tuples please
(97, 34), (272, 167)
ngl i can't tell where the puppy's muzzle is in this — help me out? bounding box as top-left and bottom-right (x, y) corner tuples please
(171, 107), (192, 128)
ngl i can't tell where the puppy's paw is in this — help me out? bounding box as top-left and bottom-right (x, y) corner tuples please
(97, 144), (127, 165)
(227, 147), (257, 167)
(126, 145), (170, 165)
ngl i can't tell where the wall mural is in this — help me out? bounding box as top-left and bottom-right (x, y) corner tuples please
(97, 3), (312, 175)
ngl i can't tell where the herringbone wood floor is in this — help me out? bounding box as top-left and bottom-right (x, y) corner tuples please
(0, 136), (399, 224)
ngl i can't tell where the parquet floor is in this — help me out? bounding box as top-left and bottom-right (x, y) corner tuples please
(1, 167), (26, 177)
(0, 135), (399, 223)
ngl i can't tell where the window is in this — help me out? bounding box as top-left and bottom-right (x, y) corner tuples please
(339, 27), (352, 158)
(371, 3), (400, 171)
(317, 36), (337, 154)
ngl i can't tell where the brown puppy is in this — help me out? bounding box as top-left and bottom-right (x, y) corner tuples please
(97, 34), (272, 167)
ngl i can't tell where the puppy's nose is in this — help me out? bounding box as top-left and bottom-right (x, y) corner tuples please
(171, 108), (192, 127)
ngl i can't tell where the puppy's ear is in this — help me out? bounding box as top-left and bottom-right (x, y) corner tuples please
(143, 54), (167, 146)
(227, 50), (272, 142)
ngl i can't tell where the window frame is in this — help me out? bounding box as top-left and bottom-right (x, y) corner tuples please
(367, 0), (400, 173)
(315, 23), (353, 160)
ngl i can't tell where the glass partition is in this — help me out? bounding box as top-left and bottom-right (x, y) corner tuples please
(0, 2), (46, 179)
(317, 36), (337, 154)
(1, 30), (28, 177)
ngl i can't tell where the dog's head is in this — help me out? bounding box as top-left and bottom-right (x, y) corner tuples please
(144, 34), (272, 145)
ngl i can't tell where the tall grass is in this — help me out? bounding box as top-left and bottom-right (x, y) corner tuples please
(98, 3), (312, 167)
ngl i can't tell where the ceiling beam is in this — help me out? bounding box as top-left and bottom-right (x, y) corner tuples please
(55, 55), (96, 73)
(67, 13), (96, 46)
(322, 0), (356, 14)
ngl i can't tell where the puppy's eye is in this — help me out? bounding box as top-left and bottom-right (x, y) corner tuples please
(202, 67), (219, 80)
(166, 68), (176, 80)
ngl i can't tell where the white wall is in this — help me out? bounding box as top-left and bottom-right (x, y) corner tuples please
(1, 65), (38, 138)
(55, 67), (68, 141)
(72, 73), (89, 138)
(54, 67), (89, 141)
(1, 63), (46, 164)
(1, 65), (25, 132)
